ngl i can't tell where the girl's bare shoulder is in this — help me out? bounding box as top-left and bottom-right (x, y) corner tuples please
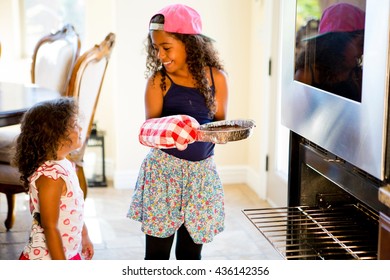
(211, 67), (227, 79)
(209, 67), (228, 85)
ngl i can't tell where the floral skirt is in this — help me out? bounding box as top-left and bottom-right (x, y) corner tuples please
(127, 148), (225, 244)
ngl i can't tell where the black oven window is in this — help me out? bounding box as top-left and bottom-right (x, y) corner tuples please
(294, 0), (366, 102)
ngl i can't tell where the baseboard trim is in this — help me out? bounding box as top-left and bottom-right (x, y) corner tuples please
(113, 165), (267, 200)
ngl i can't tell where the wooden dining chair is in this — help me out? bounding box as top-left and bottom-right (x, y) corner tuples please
(0, 33), (115, 230)
(0, 25), (79, 158)
(0, 164), (25, 230)
(0, 24), (81, 164)
(66, 32), (116, 198)
(31, 23), (81, 96)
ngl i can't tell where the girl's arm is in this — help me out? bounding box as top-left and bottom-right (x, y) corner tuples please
(81, 223), (94, 260)
(37, 175), (66, 260)
(213, 68), (229, 121)
(144, 74), (164, 119)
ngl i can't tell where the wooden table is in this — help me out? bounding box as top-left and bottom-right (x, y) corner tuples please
(0, 82), (61, 127)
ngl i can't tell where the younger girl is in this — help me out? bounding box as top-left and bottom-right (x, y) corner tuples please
(14, 97), (94, 260)
(128, 4), (229, 260)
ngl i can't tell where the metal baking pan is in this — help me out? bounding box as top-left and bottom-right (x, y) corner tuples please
(197, 119), (255, 144)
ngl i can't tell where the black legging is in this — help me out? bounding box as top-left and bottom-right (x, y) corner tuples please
(145, 224), (203, 260)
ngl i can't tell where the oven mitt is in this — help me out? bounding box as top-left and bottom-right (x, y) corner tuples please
(138, 115), (200, 150)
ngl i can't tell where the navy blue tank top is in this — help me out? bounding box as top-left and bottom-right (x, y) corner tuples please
(160, 69), (215, 161)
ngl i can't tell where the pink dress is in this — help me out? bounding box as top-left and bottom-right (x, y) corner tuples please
(20, 159), (85, 260)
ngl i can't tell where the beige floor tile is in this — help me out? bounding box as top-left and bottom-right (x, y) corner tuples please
(0, 183), (282, 260)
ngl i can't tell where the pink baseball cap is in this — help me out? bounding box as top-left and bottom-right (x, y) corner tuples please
(149, 4), (202, 35)
(318, 3), (365, 34)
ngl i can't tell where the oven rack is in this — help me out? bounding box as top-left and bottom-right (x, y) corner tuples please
(242, 204), (379, 260)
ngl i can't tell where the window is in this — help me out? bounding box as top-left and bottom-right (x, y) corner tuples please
(21, 0), (85, 58)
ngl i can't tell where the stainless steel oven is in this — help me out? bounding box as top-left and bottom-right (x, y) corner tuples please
(282, 0), (390, 180)
(243, 0), (390, 260)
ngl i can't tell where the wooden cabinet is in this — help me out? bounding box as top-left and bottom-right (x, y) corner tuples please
(378, 212), (390, 259)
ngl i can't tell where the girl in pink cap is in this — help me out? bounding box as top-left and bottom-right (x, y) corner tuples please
(128, 4), (229, 260)
(14, 98), (94, 260)
(295, 3), (365, 102)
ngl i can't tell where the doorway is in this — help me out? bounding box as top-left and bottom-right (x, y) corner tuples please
(265, 0), (289, 207)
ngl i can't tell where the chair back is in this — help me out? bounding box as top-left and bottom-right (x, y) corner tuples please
(31, 24), (81, 95)
(66, 32), (115, 165)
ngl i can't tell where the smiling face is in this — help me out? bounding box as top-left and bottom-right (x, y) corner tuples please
(150, 30), (188, 74)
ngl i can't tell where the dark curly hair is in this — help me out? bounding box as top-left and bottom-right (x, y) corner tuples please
(12, 97), (79, 190)
(145, 14), (225, 118)
(295, 31), (364, 85)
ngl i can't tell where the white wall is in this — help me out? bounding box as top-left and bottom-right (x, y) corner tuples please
(103, 0), (269, 196)
(0, 0), (277, 202)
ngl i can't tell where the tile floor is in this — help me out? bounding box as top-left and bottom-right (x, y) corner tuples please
(0, 183), (282, 260)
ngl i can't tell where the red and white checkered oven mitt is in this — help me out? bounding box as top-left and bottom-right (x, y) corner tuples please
(138, 115), (200, 151)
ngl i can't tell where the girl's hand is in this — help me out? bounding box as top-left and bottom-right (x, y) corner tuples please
(81, 224), (94, 260)
(138, 114), (200, 150)
(81, 239), (94, 260)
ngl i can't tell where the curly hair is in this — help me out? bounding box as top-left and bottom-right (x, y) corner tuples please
(145, 14), (225, 118)
(295, 31), (363, 85)
(12, 97), (79, 190)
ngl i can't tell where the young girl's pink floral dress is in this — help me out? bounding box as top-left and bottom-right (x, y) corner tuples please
(20, 159), (85, 260)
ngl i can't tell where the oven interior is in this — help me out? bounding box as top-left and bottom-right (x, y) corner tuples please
(243, 132), (389, 260)
(243, 180), (379, 260)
